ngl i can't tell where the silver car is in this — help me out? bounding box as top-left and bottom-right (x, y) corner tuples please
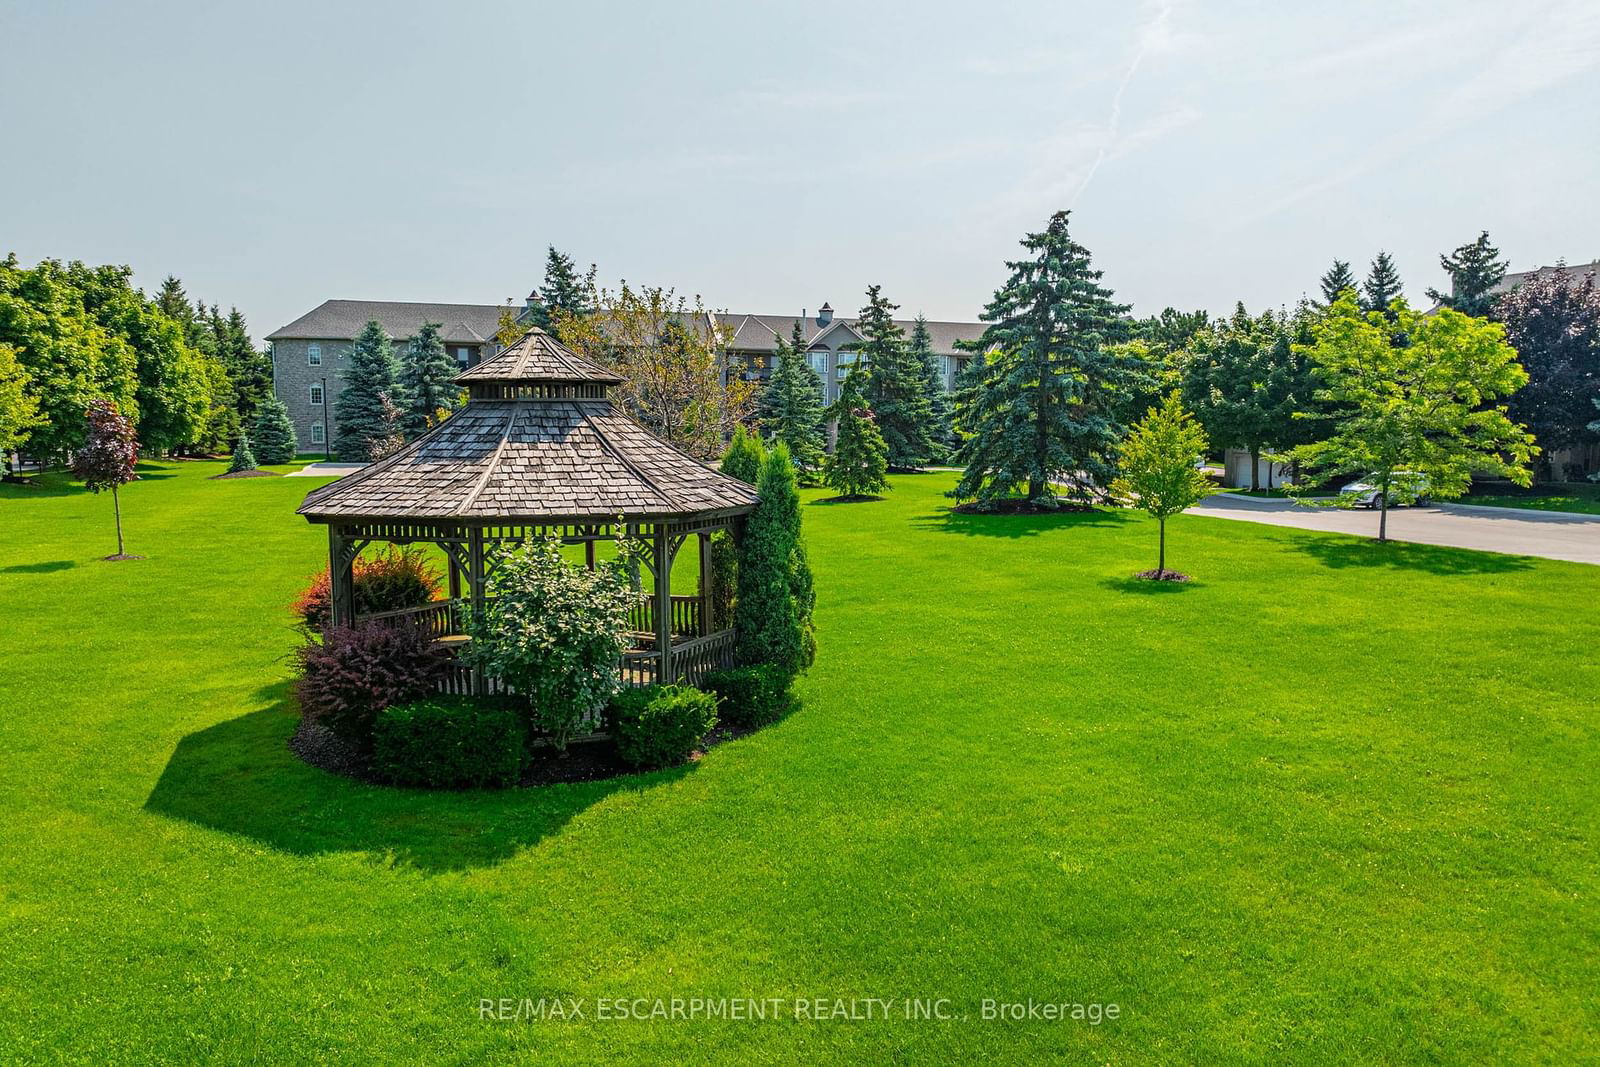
(1340, 471), (1431, 508)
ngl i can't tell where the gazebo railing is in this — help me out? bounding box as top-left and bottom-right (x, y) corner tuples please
(669, 630), (736, 687)
(360, 599), (464, 638)
(630, 595), (703, 638)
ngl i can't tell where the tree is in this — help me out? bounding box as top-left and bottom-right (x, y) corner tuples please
(468, 535), (641, 752)
(72, 399), (140, 559)
(251, 391), (298, 465)
(1134, 307), (1210, 354)
(527, 247), (596, 338)
(1111, 392), (1218, 578)
(228, 429), (257, 473)
(495, 305), (526, 348)
(1493, 264), (1600, 478)
(1426, 232), (1508, 318)
(951, 210), (1135, 507)
(1361, 252), (1405, 318)
(556, 283), (755, 460)
(758, 319), (826, 474)
(396, 321), (460, 439)
(858, 285), (936, 469)
(0, 343), (43, 474)
(735, 444), (804, 676)
(332, 320), (399, 461)
(709, 429), (765, 632)
(1318, 260), (1359, 307)
(721, 424), (765, 484)
(1284, 293), (1535, 541)
(908, 314), (953, 458)
(823, 373), (889, 499)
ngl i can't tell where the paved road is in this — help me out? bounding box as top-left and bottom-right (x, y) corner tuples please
(1190, 494), (1600, 566)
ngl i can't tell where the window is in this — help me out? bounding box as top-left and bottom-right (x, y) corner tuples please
(455, 346), (472, 368)
(307, 343), (322, 366)
(309, 383), (324, 406)
(807, 352), (828, 377)
(310, 422), (325, 445)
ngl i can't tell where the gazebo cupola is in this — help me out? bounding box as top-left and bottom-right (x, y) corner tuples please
(297, 327), (759, 690)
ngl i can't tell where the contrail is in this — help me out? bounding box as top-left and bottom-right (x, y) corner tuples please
(1071, 0), (1174, 206)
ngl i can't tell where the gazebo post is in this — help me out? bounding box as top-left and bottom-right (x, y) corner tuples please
(328, 526), (354, 628)
(697, 531), (713, 636)
(467, 526), (487, 695)
(653, 529), (673, 685)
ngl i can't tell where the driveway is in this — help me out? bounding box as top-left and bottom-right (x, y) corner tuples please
(1190, 494), (1600, 566)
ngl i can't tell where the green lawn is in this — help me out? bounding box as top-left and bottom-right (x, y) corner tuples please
(2, 462), (1597, 1062)
(1466, 481), (1600, 515)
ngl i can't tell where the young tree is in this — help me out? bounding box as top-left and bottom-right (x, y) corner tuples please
(495, 304), (526, 349)
(1493, 264), (1600, 478)
(1112, 392), (1218, 579)
(759, 319), (826, 474)
(1318, 260), (1359, 306)
(858, 285), (936, 469)
(951, 210), (1135, 508)
(332, 320), (400, 461)
(468, 535), (641, 752)
(72, 399), (140, 559)
(556, 283), (755, 460)
(908, 314), (953, 458)
(1284, 293), (1536, 541)
(735, 444), (804, 676)
(1361, 252), (1405, 318)
(823, 374), (890, 499)
(228, 429), (257, 473)
(396, 321), (460, 439)
(1427, 232), (1508, 317)
(0, 343), (44, 474)
(251, 391), (298, 465)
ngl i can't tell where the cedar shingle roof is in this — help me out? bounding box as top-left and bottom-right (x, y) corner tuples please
(298, 329), (757, 523)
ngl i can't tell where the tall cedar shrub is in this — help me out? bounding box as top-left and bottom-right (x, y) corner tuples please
(606, 685), (718, 769)
(251, 391), (297, 464)
(824, 373), (890, 498)
(735, 444), (803, 675)
(372, 697), (522, 789)
(292, 547), (441, 633)
(294, 621), (452, 747)
(710, 427), (765, 629)
(71, 399), (140, 558)
(332, 319), (400, 461)
(952, 209), (1135, 507)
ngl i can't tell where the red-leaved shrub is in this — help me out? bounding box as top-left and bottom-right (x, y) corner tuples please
(294, 621), (452, 746)
(292, 546), (442, 633)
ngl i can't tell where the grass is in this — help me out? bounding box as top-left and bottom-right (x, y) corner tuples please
(2, 461), (1597, 1062)
(1465, 481), (1600, 515)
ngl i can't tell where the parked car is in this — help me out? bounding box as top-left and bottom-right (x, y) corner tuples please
(1339, 471), (1431, 508)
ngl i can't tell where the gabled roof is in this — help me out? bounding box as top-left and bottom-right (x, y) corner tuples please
(718, 312), (984, 354)
(455, 328), (623, 384)
(267, 299), (505, 342)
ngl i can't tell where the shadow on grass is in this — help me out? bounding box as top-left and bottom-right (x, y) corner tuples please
(1294, 538), (1535, 576)
(912, 506), (1132, 539)
(808, 495), (887, 505)
(0, 560), (76, 574)
(144, 682), (691, 873)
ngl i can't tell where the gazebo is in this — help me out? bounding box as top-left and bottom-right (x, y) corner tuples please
(297, 327), (759, 694)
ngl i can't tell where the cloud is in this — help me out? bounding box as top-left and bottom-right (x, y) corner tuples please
(1070, 0), (1179, 206)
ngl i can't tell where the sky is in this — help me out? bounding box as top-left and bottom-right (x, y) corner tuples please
(2, 0), (1597, 342)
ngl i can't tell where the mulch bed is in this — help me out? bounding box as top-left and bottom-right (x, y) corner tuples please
(210, 470), (280, 480)
(103, 554), (146, 562)
(1133, 568), (1191, 582)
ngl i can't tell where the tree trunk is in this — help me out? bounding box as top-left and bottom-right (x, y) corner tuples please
(1377, 477), (1389, 543)
(112, 484), (125, 557)
(1158, 517), (1166, 576)
(1250, 447), (1260, 492)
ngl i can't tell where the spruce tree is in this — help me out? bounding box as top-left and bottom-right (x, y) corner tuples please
(952, 210), (1134, 508)
(228, 429), (257, 473)
(397, 321), (460, 438)
(908, 314), (952, 459)
(1426, 231), (1507, 317)
(1318, 260), (1358, 306)
(1361, 252), (1405, 318)
(155, 276), (192, 324)
(759, 319), (826, 475)
(857, 285), (935, 469)
(251, 391), (297, 464)
(530, 247), (595, 338)
(824, 374), (890, 499)
(734, 444), (804, 676)
(332, 320), (400, 461)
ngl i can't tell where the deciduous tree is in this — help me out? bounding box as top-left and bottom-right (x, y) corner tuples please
(0, 343), (44, 473)
(1493, 263), (1600, 478)
(72, 399), (140, 559)
(1112, 392), (1218, 578)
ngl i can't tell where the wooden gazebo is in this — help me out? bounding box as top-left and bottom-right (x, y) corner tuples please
(297, 328), (759, 693)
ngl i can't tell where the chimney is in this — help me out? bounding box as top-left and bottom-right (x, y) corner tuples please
(817, 302), (833, 327)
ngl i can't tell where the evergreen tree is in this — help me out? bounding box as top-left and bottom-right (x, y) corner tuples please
(758, 319), (826, 474)
(332, 320), (400, 461)
(720, 424), (766, 485)
(951, 210), (1135, 507)
(251, 391), (298, 465)
(155, 276), (192, 324)
(1426, 231), (1508, 317)
(709, 429), (766, 632)
(1361, 252), (1405, 318)
(528, 247), (595, 338)
(228, 429), (257, 473)
(1318, 259), (1359, 306)
(396, 321), (460, 439)
(823, 373), (890, 499)
(908, 314), (952, 458)
(1134, 307), (1210, 353)
(734, 444), (804, 676)
(856, 285), (935, 468)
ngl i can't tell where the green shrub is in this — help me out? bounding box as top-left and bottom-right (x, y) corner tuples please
(373, 696), (522, 789)
(606, 685), (717, 769)
(700, 665), (789, 728)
